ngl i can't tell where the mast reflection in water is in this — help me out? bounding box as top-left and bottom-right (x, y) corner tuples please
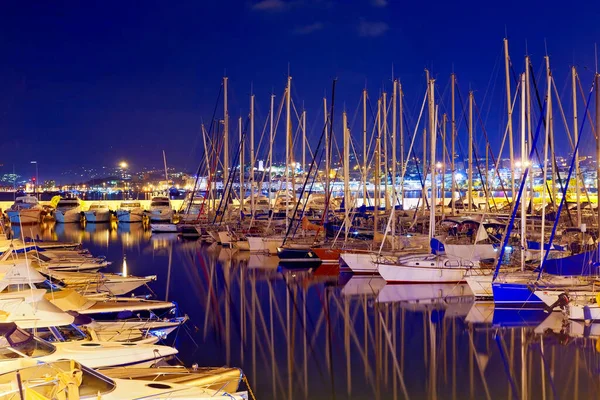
(15, 222), (600, 399)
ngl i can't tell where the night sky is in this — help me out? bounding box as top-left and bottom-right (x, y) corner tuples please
(1, 1), (599, 182)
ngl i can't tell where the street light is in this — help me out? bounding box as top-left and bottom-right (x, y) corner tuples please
(119, 161), (128, 169)
(30, 161), (38, 197)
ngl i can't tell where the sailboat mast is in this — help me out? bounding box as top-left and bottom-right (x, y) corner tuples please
(363, 89), (368, 207)
(423, 69), (429, 214)
(428, 79), (436, 240)
(269, 94), (275, 205)
(343, 111), (350, 241)
(442, 114), (447, 217)
(162, 150), (168, 182)
(302, 110), (306, 174)
(400, 83), (405, 210)
(451, 74), (456, 216)
(468, 91), (474, 212)
(239, 116), (244, 220)
(572, 66), (581, 227)
(596, 72), (600, 230)
(383, 91), (389, 211)
(223, 76), (230, 185)
(250, 93), (255, 217)
(540, 56), (553, 268)
(324, 97), (330, 210)
(392, 79), (398, 238)
(286, 76), (292, 230)
(520, 73), (527, 272)
(504, 39), (515, 204)
(374, 100), (381, 240)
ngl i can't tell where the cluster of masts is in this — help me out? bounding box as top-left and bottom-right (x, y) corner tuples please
(190, 38), (600, 234)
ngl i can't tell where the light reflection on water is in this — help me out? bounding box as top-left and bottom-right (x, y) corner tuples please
(11, 222), (600, 399)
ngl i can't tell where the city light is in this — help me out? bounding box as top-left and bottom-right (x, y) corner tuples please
(119, 161), (128, 169)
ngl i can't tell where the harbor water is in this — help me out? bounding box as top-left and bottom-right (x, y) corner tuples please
(14, 221), (599, 399)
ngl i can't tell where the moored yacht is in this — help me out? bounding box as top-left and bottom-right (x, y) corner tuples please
(116, 200), (145, 223)
(53, 196), (82, 223)
(5, 195), (43, 224)
(146, 196), (173, 222)
(83, 203), (112, 222)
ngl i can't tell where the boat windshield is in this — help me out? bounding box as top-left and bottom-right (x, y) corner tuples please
(151, 201), (170, 207)
(0, 360), (116, 397)
(57, 200), (78, 208)
(120, 202), (141, 208)
(88, 205), (107, 210)
(33, 325), (87, 342)
(0, 337), (55, 359)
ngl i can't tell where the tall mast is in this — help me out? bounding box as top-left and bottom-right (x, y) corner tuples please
(451, 74), (456, 216)
(239, 116), (244, 220)
(468, 91), (474, 212)
(442, 114), (447, 218)
(520, 73), (527, 272)
(162, 150), (168, 182)
(285, 76), (292, 230)
(596, 72), (600, 231)
(269, 94), (275, 204)
(324, 97), (330, 210)
(504, 39), (515, 204)
(302, 110), (306, 174)
(374, 100), (381, 240)
(540, 56), (552, 268)
(392, 79), (398, 240)
(250, 93), (255, 217)
(399, 83), (405, 210)
(423, 69), (430, 214)
(223, 76), (230, 185)
(383, 91), (389, 211)
(525, 56), (535, 212)
(343, 111), (350, 241)
(363, 89), (368, 207)
(572, 66), (581, 227)
(428, 79), (436, 239)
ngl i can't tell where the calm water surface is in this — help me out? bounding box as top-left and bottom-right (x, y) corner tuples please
(12, 221), (600, 399)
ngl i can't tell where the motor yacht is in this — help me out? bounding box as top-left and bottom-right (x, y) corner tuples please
(53, 196), (82, 223)
(83, 203), (112, 223)
(146, 196), (173, 222)
(116, 200), (145, 223)
(5, 195), (43, 224)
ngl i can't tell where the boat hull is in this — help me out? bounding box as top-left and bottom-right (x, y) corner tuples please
(6, 209), (41, 224)
(117, 210), (144, 223)
(377, 262), (469, 283)
(54, 208), (82, 223)
(492, 282), (544, 308)
(340, 252), (378, 274)
(247, 237), (282, 254)
(84, 211), (112, 223)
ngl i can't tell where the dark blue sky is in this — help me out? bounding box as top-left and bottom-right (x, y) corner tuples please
(1, 0), (599, 182)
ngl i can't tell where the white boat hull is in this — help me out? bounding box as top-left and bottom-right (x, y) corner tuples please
(340, 252), (378, 274)
(54, 208), (82, 223)
(6, 209), (41, 224)
(377, 259), (470, 283)
(117, 210), (144, 223)
(84, 210), (112, 222)
(247, 236), (283, 254)
(148, 208), (173, 222)
(150, 223), (178, 233)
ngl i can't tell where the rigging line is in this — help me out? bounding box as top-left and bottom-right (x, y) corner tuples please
(537, 80), (595, 280)
(493, 99), (547, 282)
(454, 88), (496, 208)
(214, 117), (250, 224)
(186, 83), (223, 215)
(528, 60), (573, 226)
(472, 97), (511, 207)
(282, 79), (337, 246)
